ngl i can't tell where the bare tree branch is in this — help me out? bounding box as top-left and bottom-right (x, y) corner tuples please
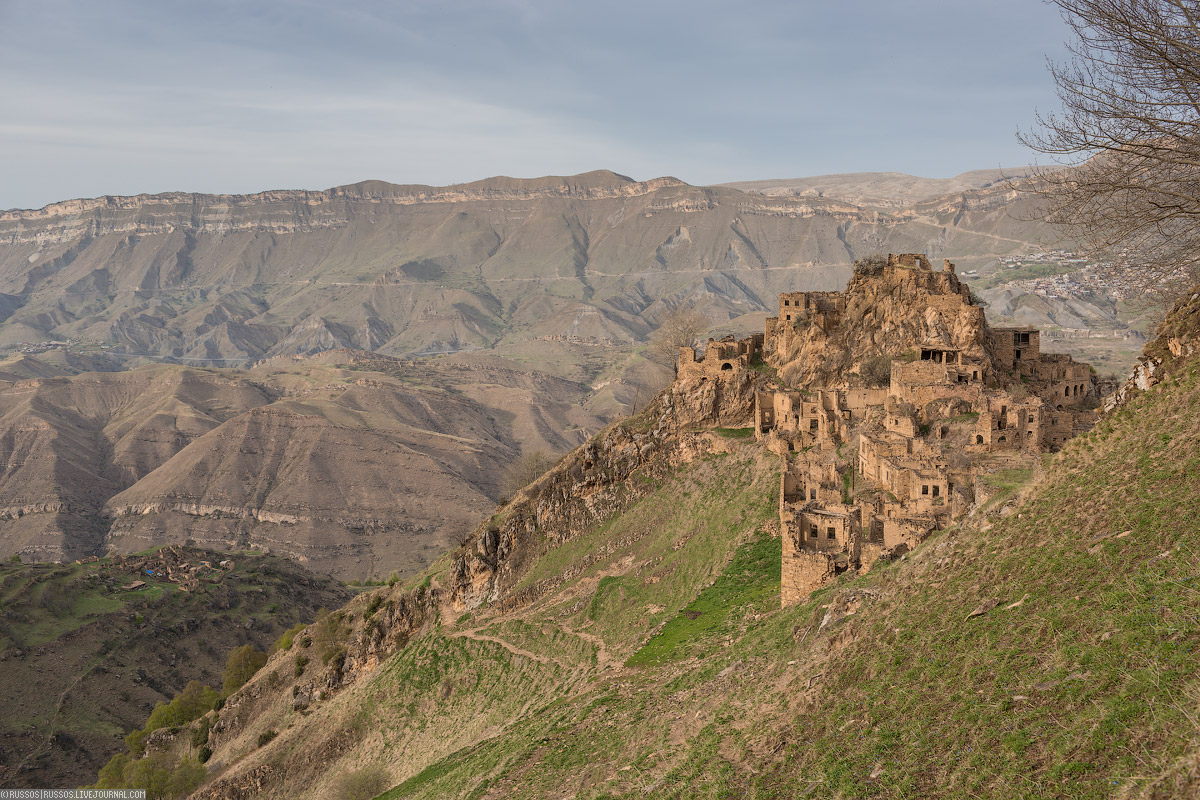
(647, 306), (708, 370)
(1021, 0), (1200, 301)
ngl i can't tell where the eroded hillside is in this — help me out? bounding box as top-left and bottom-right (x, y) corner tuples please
(126, 290), (1200, 800)
(0, 351), (603, 579)
(0, 171), (1062, 384)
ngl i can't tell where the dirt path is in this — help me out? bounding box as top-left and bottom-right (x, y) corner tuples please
(449, 628), (559, 667)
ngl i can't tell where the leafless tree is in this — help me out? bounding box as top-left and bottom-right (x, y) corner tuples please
(502, 450), (557, 497)
(1020, 0), (1200, 299)
(647, 306), (708, 370)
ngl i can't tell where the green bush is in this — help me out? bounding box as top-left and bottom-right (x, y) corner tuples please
(127, 681), (220, 754)
(94, 752), (205, 799)
(294, 654), (308, 677)
(221, 644), (267, 696)
(197, 746), (212, 764)
(270, 622), (306, 653)
(190, 715), (211, 748)
(333, 766), (391, 800)
(257, 729), (277, 748)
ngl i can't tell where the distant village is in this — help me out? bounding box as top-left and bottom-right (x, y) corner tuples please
(960, 250), (1143, 341)
(12, 338), (113, 355)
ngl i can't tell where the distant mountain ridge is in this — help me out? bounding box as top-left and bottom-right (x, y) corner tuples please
(0, 169), (1064, 372)
(721, 167), (1040, 209)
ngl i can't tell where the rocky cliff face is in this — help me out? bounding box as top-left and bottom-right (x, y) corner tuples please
(770, 263), (991, 388)
(447, 366), (765, 611)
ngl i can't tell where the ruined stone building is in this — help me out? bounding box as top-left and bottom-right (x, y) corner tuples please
(675, 253), (1099, 607)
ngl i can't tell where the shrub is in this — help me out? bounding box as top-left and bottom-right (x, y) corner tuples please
(323, 646), (347, 672)
(197, 746), (212, 764)
(294, 654), (308, 677)
(860, 354), (892, 387)
(190, 716), (211, 748)
(127, 681), (220, 754)
(94, 752), (205, 799)
(257, 729), (277, 748)
(333, 766), (391, 800)
(221, 645), (267, 696)
(270, 622), (306, 653)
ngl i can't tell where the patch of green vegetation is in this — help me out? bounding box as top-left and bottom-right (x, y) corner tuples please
(627, 528), (780, 666)
(120, 680), (220, 756)
(971, 260), (1080, 290)
(713, 427), (754, 439)
(95, 752), (206, 799)
(271, 622), (307, 653)
(364, 359), (1200, 800)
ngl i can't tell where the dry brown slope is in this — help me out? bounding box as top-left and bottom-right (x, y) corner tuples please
(0, 352), (606, 579)
(0, 171), (1064, 374)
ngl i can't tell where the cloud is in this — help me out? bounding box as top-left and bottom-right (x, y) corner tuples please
(0, 0), (1072, 208)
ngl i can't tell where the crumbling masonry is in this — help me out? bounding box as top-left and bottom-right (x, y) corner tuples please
(677, 253), (1099, 606)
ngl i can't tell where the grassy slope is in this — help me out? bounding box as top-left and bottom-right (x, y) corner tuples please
(192, 445), (777, 799)
(352, 358), (1200, 800)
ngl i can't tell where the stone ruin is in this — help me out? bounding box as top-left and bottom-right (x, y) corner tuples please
(675, 254), (1099, 607)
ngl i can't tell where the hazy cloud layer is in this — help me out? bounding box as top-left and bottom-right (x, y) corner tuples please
(0, 0), (1070, 209)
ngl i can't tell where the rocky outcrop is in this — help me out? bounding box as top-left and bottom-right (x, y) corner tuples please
(447, 368), (763, 611)
(1104, 288), (1200, 412)
(770, 261), (991, 388)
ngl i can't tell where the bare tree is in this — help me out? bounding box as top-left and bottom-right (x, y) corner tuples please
(501, 450), (557, 497)
(647, 306), (708, 370)
(1020, 0), (1200, 299)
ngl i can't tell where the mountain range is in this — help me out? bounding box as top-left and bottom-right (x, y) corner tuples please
(0, 169), (1084, 578)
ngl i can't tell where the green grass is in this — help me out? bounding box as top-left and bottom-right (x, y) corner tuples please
(713, 427), (754, 439)
(970, 260), (1081, 290)
(360, 360), (1200, 799)
(627, 529), (780, 666)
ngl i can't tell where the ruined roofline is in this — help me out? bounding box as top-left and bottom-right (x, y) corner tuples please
(885, 253), (956, 273)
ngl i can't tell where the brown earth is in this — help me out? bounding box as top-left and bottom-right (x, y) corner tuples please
(0, 351), (604, 580)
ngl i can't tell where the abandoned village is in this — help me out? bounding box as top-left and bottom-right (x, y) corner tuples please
(676, 254), (1099, 606)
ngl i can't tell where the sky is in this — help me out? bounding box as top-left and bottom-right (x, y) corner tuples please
(0, 0), (1073, 210)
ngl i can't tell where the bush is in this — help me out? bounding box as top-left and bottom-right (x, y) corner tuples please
(853, 252), (887, 275)
(190, 716), (211, 748)
(323, 646), (347, 672)
(257, 729), (277, 748)
(860, 354), (893, 387)
(94, 752), (205, 799)
(197, 746), (212, 764)
(294, 654), (308, 677)
(333, 766), (391, 800)
(270, 623), (306, 653)
(221, 645), (267, 696)
(502, 450), (558, 496)
(127, 681), (220, 754)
